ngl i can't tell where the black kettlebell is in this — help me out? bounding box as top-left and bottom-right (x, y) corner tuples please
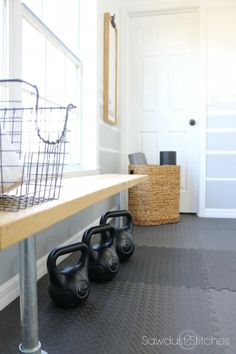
(82, 224), (120, 282)
(100, 210), (135, 261)
(47, 242), (90, 308)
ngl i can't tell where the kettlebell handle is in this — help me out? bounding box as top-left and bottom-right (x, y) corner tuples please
(47, 242), (89, 283)
(100, 210), (133, 230)
(82, 224), (116, 247)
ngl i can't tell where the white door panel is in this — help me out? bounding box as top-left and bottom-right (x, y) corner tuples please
(128, 12), (200, 212)
(140, 131), (159, 164)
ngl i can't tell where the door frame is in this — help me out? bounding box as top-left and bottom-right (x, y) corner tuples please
(119, 2), (207, 216)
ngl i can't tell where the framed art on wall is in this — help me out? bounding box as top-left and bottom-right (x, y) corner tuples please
(103, 13), (117, 125)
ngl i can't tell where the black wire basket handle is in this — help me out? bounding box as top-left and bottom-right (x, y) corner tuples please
(0, 79), (76, 145)
(36, 103), (76, 145)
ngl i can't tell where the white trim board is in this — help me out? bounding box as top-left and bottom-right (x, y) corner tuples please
(0, 215), (104, 311)
(203, 208), (236, 218)
(99, 147), (120, 154)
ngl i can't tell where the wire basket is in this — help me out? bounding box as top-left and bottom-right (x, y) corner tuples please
(0, 79), (75, 211)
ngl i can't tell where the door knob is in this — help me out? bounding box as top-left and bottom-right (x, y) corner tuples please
(189, 119), (196, 126)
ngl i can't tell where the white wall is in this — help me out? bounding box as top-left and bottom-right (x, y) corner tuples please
(206, 3), (236, 216)
(102, 0), (236, 217)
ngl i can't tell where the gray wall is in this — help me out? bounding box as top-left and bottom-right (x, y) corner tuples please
(98, 1), (121, 176)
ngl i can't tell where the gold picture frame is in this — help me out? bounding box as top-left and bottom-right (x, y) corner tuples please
(103, 13), (117, 125)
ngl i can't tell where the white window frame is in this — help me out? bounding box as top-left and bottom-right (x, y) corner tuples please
(22, 3), (82, 169)
(1, 0), (100, 177)
(5, 0), (99, 175)
(0, 0), (9, 78)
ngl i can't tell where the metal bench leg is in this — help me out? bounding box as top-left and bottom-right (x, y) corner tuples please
(116, 191), (123, 211)
(18, 236), (48, 354)
(115, 192), (125, 228)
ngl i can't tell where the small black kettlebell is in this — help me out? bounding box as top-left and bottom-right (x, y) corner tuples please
(47, 242), (90, 308)
(100, 210), (135, 262)
(82, 224), (120, 282)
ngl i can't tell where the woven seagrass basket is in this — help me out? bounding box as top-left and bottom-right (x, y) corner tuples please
(128, 165), (180, 225)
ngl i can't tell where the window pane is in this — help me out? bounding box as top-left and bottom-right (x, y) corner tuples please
(22, 1), (81, 166)
(65, 58), (79, 104)
(23, 0), (79, 55)
(22, 0), (42, 18)
(59, 0), (79, 54)
(46, 41), (65, 104)
(0, 0), (3, 78)
(22, 19), (46, 96)
(66, 110), (81, 165)
(0, 0), (8, 78)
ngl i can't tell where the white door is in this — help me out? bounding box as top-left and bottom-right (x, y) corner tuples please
(128, 11), (200, 212)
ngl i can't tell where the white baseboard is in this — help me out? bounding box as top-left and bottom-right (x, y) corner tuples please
(0, 275), (20, 311)
(0, 216), (103, 311)
(203, 208), (236, 218)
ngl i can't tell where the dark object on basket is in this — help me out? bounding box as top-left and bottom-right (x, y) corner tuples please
(128, 152), (147, 165)
(0, 79), (75, 211)
(47, 242), (90, 308)
(100, 210), (135, 261)
(160, 151), (176, 165)
(82, 224), (120, 282)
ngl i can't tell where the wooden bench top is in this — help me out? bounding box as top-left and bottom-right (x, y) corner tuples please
(0, 174), (147, 250)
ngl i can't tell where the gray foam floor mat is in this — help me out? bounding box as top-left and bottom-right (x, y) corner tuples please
(0, 279), (225, 354)
(125, 245), (236, 291)
(209, 289), (236, 354)
(133, 224), (203, 249)
(134, 215), (236, 251)
(198, 230), (236, 251)
(0, 214), (236, 353)
(117, 246), (209, 289)
(202, 250), (236, 291)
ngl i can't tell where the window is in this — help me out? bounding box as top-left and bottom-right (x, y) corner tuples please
(23, 0), (79, 55)
(1, 0), (98, 172)
(0, 0), (8, 80)
(22, 1), (81, 167)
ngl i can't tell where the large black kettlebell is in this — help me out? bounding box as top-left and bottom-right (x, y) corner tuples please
(100, 210), (135, 261)
(47, 242), (90, 308)
(82, 224), (120, 282)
